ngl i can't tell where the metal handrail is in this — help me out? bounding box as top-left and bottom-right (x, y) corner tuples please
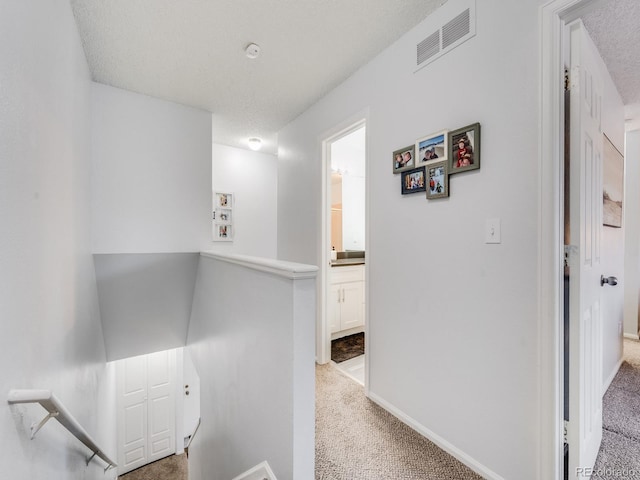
(7, 389), (117, 472)
(184, 416), (201, 450)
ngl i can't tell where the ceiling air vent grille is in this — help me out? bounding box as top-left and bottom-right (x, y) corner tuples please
(442, 9), (470, 50)
(414, 1), (476, 72)
(417, 31), (440, 66)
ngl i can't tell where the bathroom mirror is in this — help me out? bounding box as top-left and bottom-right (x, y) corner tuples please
(330, 128), (365, 251)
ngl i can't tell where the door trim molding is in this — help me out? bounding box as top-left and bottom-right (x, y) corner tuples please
(538, 1), (604, 478)
(319, 110), (369, 396)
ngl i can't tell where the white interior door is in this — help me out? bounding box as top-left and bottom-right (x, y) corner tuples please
(117, 355), (148, 474)
(117, 349), (176, 475)
(567, 20), (604, 478)
(147, 350), (176, 462)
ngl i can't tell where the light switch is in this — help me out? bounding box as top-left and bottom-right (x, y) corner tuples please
(485, 218), (501, 244)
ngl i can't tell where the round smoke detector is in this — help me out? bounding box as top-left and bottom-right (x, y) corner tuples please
(245, 43), (261, 59)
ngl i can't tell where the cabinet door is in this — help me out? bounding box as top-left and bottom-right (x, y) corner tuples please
(340, 281), (364, 330)
(329, 283), (342, 333)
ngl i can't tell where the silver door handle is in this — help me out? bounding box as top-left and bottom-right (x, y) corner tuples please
(601, 275), (618, 287)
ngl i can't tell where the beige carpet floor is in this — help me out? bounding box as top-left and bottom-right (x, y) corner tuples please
(315, 364), (483, 480)
(592, 339), (640, 479)
(118, 454), (188, 480)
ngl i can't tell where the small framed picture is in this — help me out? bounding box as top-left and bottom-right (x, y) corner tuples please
(426, 160), (449, 199)
(216, 192), (233, 208)
(392, 145), (416, 174)
(449, 123), (480, 174)
(213, 223), (232, 241)
(416, 130), (448, 166)
(401, 167), (426, 195)
(603, 134), (623, 228)
(213, 208), (232, 224)
(213, 192), (234, 241)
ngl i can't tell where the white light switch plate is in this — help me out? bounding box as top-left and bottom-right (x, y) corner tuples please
(485, 218), (501, 244)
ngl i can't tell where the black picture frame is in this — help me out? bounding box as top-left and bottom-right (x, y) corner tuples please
(401, 167), (426, 195)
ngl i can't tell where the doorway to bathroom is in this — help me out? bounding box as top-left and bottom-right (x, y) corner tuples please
(320, 118), (368, 387)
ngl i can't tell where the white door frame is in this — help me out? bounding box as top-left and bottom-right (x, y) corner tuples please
(539, 0), (607, 478)
(319, 110), (370, 391)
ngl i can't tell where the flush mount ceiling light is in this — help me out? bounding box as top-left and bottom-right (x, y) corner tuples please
(245, 43), (261, 59)
(248, 138), (262, 151)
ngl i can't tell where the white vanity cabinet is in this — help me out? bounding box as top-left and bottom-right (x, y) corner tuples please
(330, 264), (364, 334)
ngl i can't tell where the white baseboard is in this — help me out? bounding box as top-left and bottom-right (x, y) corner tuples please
(367, 392), (504, 480)
(603, 357), (624, 395)
(231, 461), (276, 480)
(623, 333), (639, 341)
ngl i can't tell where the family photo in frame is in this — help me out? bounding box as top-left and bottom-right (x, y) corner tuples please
(416, 130), (448, 166)
(449, 122), (480, 174)
(216, 192), (233, 208)
(426, 161), (449, 199)
(213, 208), (232, 224)
(401, 167), (426, 195)
(216, 224), (231, 239)
(392, 145), (415, 174)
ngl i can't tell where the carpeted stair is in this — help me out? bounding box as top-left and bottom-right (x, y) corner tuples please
(118, 454), (188, 480)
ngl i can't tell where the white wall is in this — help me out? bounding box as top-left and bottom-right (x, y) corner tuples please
(94, 253), (200, 361)
(278, 0), (541, 478)
(624, 129), (640, 339)
(92, 83), (212, 253)
(597, 35), (626, 385)
(211, 144), (277, 258)
(186, 254), (316, 480)
(0, 2), (116, 478)
(624, 130), (640, 338)
(182, 347), (201, 442)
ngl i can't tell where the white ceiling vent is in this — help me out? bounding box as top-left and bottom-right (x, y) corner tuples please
(415, 1), (476, 72)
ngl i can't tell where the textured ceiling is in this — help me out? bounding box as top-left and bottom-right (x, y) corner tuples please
(70, 0), (446, 154)
(582, 0), (640, 107)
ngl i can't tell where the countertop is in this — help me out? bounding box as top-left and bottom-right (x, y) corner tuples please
(330, 258), (365, 267)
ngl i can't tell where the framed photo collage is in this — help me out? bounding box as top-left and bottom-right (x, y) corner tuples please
(393, 122), (480, 200)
